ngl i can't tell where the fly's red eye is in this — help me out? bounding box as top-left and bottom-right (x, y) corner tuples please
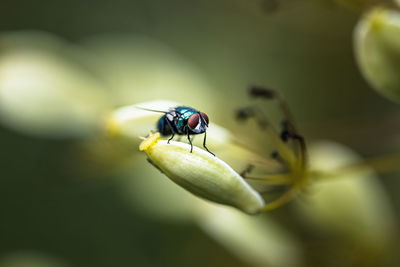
(200, 112), (209, 125)
(188, 113), (200, 130)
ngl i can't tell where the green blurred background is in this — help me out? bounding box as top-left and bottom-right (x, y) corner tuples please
(0, 0), (399, 266)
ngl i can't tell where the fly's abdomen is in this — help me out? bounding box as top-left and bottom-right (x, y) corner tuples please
(157, 115), (172, 136)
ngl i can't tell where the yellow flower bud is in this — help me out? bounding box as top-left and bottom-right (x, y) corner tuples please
(139, 132), (265, 214)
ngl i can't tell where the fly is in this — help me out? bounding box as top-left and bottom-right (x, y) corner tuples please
(139, 106), (215, 156)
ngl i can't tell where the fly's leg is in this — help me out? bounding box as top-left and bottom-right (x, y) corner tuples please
(186, 127), (193, 152)
(203, 131), (215, 156)
(168, 134), (175, 144)
(164, 117), (176, 144)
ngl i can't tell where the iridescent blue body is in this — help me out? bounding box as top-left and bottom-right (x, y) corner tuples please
(157, 107), (198, 135)
(156, 106), (214, 155)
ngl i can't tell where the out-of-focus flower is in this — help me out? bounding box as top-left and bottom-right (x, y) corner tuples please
(0, 31), (111, 137)
(81, 35), (217, 108)
(296, 141), (396, 263)
(354, 7), (400, 103)
(195, 202), (301, 267)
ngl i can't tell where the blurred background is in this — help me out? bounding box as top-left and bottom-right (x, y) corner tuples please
(0, 0), (399, 266)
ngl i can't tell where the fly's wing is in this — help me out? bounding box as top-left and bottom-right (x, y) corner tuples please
(134, 106), (169, 113)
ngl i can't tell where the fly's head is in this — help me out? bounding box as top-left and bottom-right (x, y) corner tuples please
(188, 112), (209, 133)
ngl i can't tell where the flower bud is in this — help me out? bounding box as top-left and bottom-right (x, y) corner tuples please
(139, 132), (265, 214)
(354, 7), (400, 102)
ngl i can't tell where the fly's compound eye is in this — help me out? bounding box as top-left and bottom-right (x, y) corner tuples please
(188, 113), (200, 130)
(200, 112), (209, 125)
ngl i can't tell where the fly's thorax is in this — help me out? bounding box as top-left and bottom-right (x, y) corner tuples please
(174, 117), (187, 134)
(175, 106), (197, 119)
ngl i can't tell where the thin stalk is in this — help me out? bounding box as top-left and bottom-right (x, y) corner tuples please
(245, 173), (292, 185)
